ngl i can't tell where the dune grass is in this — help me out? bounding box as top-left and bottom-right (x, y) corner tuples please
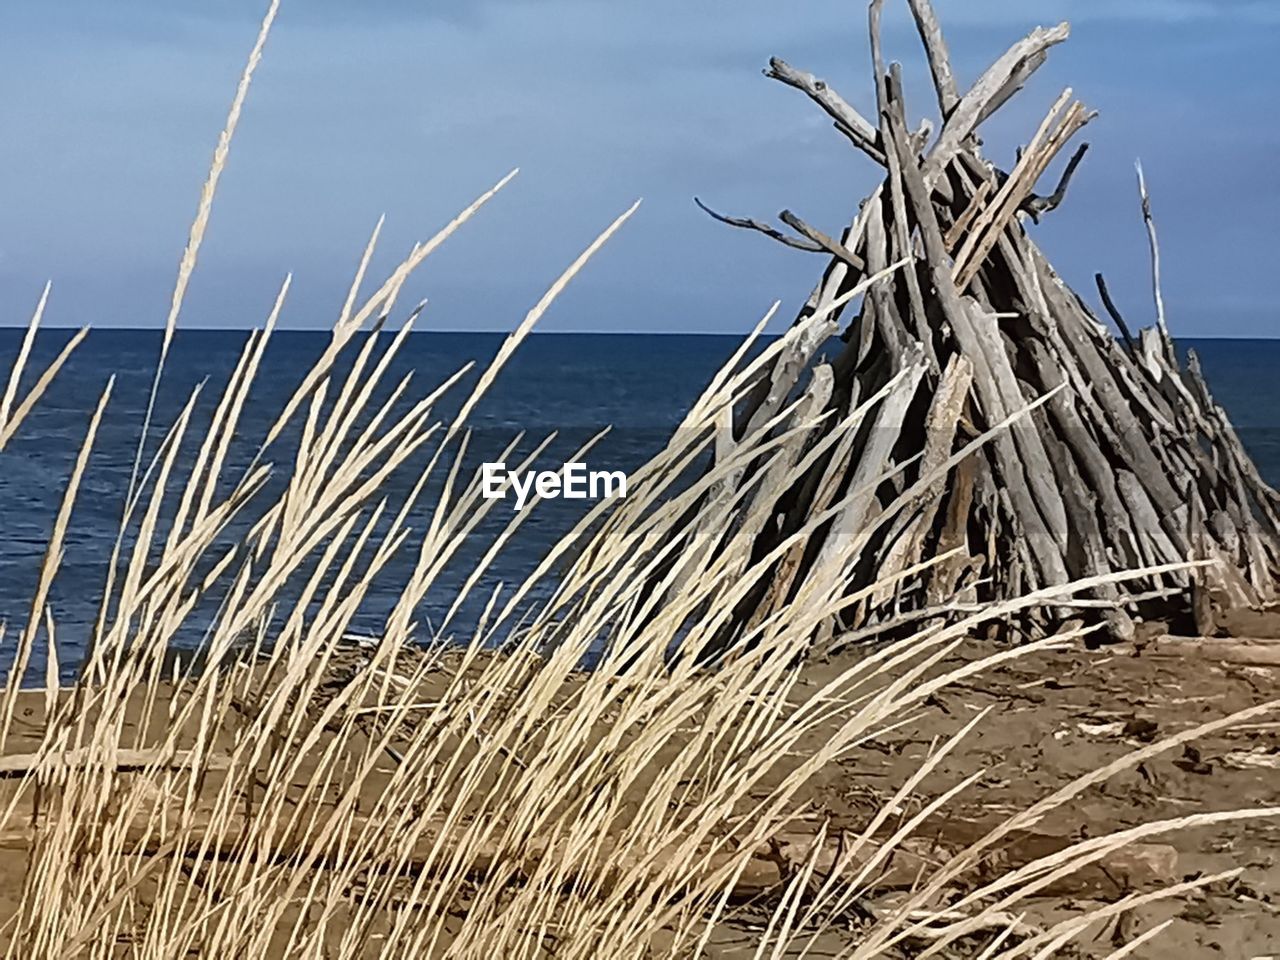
(0, 8), (1276, 958)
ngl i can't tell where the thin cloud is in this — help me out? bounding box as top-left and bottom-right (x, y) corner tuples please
(0, 0), (1275, 334)
(929, 0), (1280, 25)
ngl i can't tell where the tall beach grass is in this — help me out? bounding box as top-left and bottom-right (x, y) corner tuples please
(0, 7), (1275, 957)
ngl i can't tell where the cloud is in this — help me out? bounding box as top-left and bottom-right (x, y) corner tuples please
(176, 0), (1280, 28)
(0, 0), (1276, 335)
(906, 0), (1280, 26)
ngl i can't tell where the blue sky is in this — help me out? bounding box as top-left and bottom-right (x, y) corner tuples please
(0, 0), (1276, 335)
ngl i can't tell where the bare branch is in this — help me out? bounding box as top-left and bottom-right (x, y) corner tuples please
(925, 22), (1071, 185)
(764, 58), (886, 165)
(945, 180), (992, 251)
(1024, 141), (1090, 221)
(694, 197), (825, 253)
(777, 210), (867, 271)
(952, 93), (1092, 290)
(1094, 272), (1137, 355)
(906, 0), (960, 117)
(977, 50), (1047, 129)
(870, 0), (937, 369)
(1136, 162), (1172, 345)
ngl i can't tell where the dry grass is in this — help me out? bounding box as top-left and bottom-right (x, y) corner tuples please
(0, 10), (1275, 959)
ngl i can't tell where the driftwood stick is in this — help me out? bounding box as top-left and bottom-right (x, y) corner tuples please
(944, 180), (991, 252)
(924, 22), (1071, 185)
(906, 0), (960, 116)
(1186, 356), (1274, 595)
(862, 195), (907, 357)
(1025, 142), (1090, 221)
(728, 363), (835, 562)
(1136, 163), (1174, 353)
(868, 355), (974, 608)
(1125, 636), (1280, 667)
(1024, 339), (1142, 572)
(778, 210), (868, 270)
(1028, 248), (1181, 434)
(953, 92), (1089, 290)
(0, 748), (227, 778)
(810, 347), (928, 582)
(753, 424), (864, 631)
(764, 58), (885, 164)
(736, 196), (880, 441)
(977, 51), (1047, 131)
(694, 197), (826, 254)
(927, 458), (979, 606)
(1094, 273), (1137, 354)
(1187, 481), (1219, 637)
(870, 0), (937, 371)
(1027, 250), (1191, 545)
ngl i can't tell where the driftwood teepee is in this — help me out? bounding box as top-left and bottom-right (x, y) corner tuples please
(692, 1), (1280, 654)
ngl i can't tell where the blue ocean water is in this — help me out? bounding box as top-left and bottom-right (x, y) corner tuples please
(0, 329), (1275, 678)
(0, 329), (748, 678)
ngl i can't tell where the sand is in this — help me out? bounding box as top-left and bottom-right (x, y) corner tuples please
(0, 631), (1276, 957)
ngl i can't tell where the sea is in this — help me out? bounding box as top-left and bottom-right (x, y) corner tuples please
(0, 328), (1276, 680)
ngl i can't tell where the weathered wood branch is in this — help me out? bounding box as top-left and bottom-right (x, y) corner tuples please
(906, 0), (960, 116)
(925, 22), (1071, 184)
(764, 58), (886, 164)
(694, 197), (826, 254)
(1128, 636), (1280, 667)
(1025, 142), (1090, 221)
(1094, 272), (1137, 354)
(778, 210), (868, 270)
(0, 748), (227, 778)
(870, 0), (937, 371)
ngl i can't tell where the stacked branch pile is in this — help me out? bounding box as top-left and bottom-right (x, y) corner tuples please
(688, 0), (1280, 654)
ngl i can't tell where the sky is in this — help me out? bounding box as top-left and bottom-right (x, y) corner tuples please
(0, 0), (1276, 336)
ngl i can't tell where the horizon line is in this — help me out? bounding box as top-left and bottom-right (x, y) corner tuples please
(0, 324), (1277, 341)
